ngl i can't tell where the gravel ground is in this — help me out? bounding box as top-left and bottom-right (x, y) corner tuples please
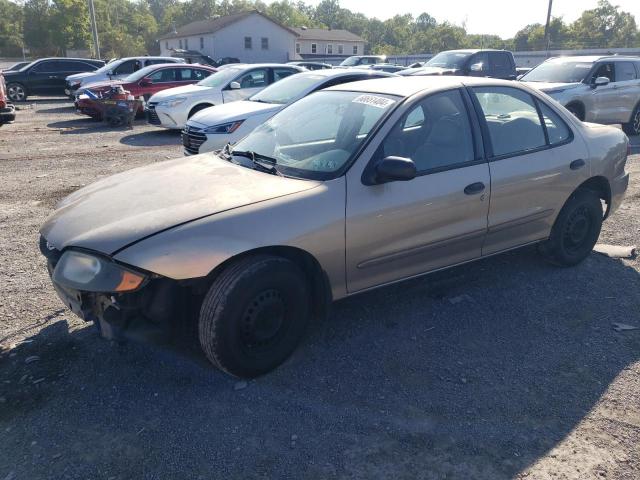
(0, 97), (639, 480)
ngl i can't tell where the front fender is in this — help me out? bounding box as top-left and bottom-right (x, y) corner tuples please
(113, 178), (348, 298)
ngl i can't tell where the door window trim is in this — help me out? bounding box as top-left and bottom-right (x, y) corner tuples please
(466, 85), (574, 162)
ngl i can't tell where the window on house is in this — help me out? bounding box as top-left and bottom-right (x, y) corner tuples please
(261, 37), (269, 50)
(179, 39), (182, 49)
(184, 38), (188, 49)
(338, 44), (343, 54)
(311, 43), (317, 54)
(327, 44), (333, 54)
(244, 36), (252, 49)
(353, 45), (358, 54)
(296, 43), (300, 54)
(200, 37), (204, 49)
(165, 41), (169, 49)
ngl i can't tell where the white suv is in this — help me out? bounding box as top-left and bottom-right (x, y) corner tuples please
(522, 55), (640, 136)
(65, 56), (184, 96)
(146, 64), (304, 130)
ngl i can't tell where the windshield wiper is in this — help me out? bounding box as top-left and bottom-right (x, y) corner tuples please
(231, 149), (283, 176)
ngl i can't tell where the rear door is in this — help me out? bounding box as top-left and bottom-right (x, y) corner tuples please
(345, 88), (490, 292)
(469, 85), (589, 254)
(613, 61), (640, 124)
(27, 60), (62, 94)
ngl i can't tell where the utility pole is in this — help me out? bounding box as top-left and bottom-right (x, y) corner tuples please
(87, 0), (101, 59)
(543, 0), (553, 54)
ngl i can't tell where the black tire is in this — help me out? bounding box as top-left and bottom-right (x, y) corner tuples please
(6, 82), (27, 102)
(566, 103), (584, 121)
(104, 106), (126, 127)
(539, 189), (603, 266)
(623, 104), (640, 137)
(199, 255), (310, 378)
(188, 103), (212, 119)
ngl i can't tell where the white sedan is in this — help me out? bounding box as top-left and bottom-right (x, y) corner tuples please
(146, 64), (304, 130)
(182, 69), (395, 155)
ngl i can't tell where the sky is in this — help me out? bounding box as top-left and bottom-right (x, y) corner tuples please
(299, 0), (640, 39)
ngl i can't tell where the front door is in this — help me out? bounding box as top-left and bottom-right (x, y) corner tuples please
(28, 60), (59, 94)
(345, 89), (490, 293)
(469, 85), (590, 254)
(589, 61), (619, 123)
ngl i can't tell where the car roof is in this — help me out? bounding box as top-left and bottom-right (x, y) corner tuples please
(546, 55), (640, 63)
(34, 57), (103, 62)
(297, 69), (394, 79)
(146, 63), (214, 69)
(226, 63), (304, 70)
(326, 75), (516, 98)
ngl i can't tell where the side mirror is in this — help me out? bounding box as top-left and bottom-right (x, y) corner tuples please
(139, 78), (152, 87)
(592, 76), (610, 88)
(363, 156), (417, 185)
(106, 70), (114, 77)
(469, 62), (483, 72)
(229, 81), (241, 90)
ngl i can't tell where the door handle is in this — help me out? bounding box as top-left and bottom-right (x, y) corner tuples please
(48, 76), (59, 79)
(464, 182), (486, 195)
(570, 159), (586, 170)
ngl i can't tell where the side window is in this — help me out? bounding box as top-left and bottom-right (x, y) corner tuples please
(149, 68), (176, 83)
(378, 89), (474, 173)
(473, 86), (546, 157)
(615, 62), (637, 81)
(113, 60), (138, 75)
(537, 102), (572, 145)
(273, 68), (296, 81)
(31, 61), (53, 72)
(236, 69), (267, 88)
(592, 62), (615, 82)
(469, 52), (489, 72)
(489, 52), (510, 74)
(191, 69), (209, 81)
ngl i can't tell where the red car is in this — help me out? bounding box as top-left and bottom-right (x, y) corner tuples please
(0, 73), (16, 126)
(76, 63), (217, 119)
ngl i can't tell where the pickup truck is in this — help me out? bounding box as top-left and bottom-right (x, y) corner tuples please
(400, 49), (517, 80)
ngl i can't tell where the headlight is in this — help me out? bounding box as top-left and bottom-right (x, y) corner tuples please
(157, 97), (187, 108)
(203, 120), (245, 134)
(53, 250), (146, 293)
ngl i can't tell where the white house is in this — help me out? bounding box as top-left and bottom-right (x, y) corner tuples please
(291, 27), (366, 58)
(158, 11), (299, 63)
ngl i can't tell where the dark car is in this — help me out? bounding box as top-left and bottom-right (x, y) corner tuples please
(4, 57), (105, 102)
(287, 61), (332, 70)
(400, 49), (517, 80)
(0, 73), (16, 126)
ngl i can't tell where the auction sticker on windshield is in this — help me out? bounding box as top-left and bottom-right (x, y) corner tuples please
(352, 94), (395, 108)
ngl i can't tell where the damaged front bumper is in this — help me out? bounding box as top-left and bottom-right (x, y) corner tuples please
(40, 236), (190, 340)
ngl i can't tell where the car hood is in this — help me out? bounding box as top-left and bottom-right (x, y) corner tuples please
(79, 79), (124, 92)
(67, 71), (97, 82)
(523, 81), (581, 93)
(40, 154), (320, 255)
(189, 100), (282, 126)
(149, 84), (213, 102)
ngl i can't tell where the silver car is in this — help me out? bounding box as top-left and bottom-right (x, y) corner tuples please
(522, 55), (640, 136)
(40, 77), (630, 378)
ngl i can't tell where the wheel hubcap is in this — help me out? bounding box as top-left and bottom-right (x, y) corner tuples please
(563, 206), (591, 253)
(8, 85), (24, 101)
(241, 289), (286, 349)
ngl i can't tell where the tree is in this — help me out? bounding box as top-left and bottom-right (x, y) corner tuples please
(0, 0), (23, 56)
(569, 0), (638, 48)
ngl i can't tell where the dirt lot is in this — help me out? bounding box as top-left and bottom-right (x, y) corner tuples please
(0, 96), (639, 480)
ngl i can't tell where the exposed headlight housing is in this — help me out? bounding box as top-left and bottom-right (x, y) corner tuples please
(157, 97), (187, 108)
(53, 250), (147, 293)
(203, 120), (245, 134)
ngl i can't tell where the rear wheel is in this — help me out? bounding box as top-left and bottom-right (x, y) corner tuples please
(198, 255), (310, 378)
(623, 104), (640, 136)
(6, 83), (26, 102)
(539, 189), (603, 266)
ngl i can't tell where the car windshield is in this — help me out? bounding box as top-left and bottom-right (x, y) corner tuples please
(522, 61), (593, 83)
(198, 67), (242, 87)
(122, 65), (162, 83)
(340, 57), (362, 66)
(250, 74), (324, 105)
(230, 90), (398, 180)
(94, 59), (123, 73)
(425, 51), (472, 69)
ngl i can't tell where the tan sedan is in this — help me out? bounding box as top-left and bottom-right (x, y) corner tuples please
(40, 76), (630, 378)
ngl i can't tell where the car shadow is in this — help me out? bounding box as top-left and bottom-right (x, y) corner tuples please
(36, 104), (76, 114)
(46, 118), (134, 135)
(119, 128), (182, 147)
(0, 248), (638, 478)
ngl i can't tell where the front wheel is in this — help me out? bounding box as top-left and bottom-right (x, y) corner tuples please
(623, 105), (640, 137)
(199, 255), (310, 378)
(538, 189), (603, 266)
(6, 83), (26, 102)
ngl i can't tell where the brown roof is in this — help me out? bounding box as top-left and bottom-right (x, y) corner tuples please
(158, 10), (299, 40)
(291, 28), (365, 43)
